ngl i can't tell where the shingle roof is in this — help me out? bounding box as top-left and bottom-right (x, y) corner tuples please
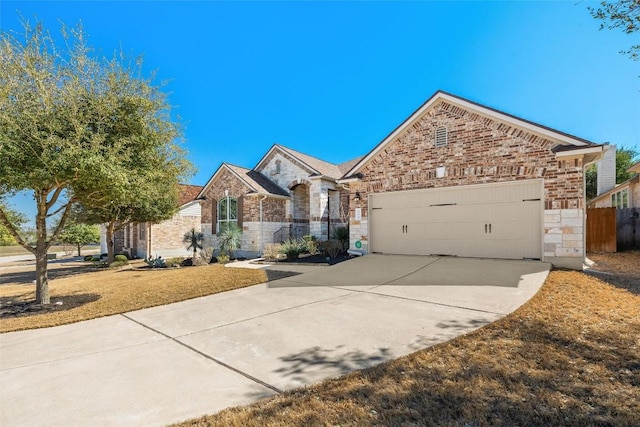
(277, 145), (346, 179)
(177, 184), (203, 206)
(225, 164), (290, 196)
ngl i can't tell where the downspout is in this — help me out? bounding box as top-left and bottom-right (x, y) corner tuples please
(259, 195), (268, 255)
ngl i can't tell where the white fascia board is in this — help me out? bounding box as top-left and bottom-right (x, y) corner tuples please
(336, 176), (362, 184)
(555, 146), (603, 164)
(628, 162), (640, 173)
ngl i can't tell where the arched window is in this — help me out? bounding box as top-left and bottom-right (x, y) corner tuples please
(275, 159), (281, 174)
(217, 196), (237, 234)
(435, 126), (448, 147)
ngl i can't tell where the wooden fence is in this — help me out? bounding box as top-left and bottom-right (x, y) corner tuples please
(586, 208), (617, 252)
(586, 207), (640, 252)
(617, 207), (640, 251)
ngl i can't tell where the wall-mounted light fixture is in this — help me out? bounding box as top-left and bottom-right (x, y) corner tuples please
(354, 191), (361, 201)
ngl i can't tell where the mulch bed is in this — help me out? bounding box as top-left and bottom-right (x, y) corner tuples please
(261, 253), (353, 266)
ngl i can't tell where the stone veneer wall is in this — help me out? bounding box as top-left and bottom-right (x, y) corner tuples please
(348, 100), (586, 268)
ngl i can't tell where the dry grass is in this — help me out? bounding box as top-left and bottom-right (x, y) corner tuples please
(0, 263), (267, 333)
(588, 250), (640, 294)
(175, 259), (640, 426)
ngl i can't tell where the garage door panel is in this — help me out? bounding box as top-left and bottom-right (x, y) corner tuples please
(369, 180), (542, 260)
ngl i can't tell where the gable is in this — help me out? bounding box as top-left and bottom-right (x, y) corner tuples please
(344, 91), (595, 178)
(197, 163), (255, 200)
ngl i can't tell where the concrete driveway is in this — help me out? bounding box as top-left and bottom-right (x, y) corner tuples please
(0, 255), (550, 427)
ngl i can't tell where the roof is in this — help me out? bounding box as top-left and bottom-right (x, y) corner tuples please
(197, 163), (290, 199)
(225, 164), (290, 196)
(255, 144), (352, 180)
(588, 174), (639, 204)
(343, 90), (597, 178)
(628, 161), (640, 174)
(177, 184), (203, 206)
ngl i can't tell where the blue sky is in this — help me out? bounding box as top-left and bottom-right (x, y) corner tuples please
(1, 1), (639, 224)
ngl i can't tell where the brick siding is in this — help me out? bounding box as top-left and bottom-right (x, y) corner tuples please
(349, 100), (586, 266)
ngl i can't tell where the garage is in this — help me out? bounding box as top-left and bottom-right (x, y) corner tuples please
(369, 180), (543, 260)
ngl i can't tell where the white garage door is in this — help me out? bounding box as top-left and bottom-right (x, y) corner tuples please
(369, 180), (542, 260)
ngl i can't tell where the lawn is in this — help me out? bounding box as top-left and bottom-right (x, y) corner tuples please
(174, 253), (640, 427)
(0, 262), (267, 333)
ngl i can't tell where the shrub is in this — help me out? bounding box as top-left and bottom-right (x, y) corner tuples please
(332, 226), (349, 252)
(165, 257), (184, 268)
(305, 239), (319, 255)
(216, 253), (230, 264)
(219, 224), (242, 259)
(319, 240), (342, 258)
(83, 255), (94, 261)
(109, 260), (128, 268)
(279, 239), (307, 260)
(263, 243), (285, 260)
(115, 252), (131, 260)
(114, 254), (129, 263)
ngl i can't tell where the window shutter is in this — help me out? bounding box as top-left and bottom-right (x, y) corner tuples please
(237, 195), (244, 229)
(211, 198), (217, 234)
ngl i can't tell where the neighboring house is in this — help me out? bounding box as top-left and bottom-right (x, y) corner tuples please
(197, 145), (360, 258)
(588, 160), (640, 209)
(100, 184), (203, 258)
(338, 91), (603, 269)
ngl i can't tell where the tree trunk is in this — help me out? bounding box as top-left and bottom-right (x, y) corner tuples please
(34, 201), (50, 305)
(34, 246), (50, 304)
(106, 222), (116, 264)
(77, 243), (81, 257)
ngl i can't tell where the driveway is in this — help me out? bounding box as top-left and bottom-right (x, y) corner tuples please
(0, 255), (550, 427)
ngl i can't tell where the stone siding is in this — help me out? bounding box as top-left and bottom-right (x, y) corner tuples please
(349, 100), (586, 265)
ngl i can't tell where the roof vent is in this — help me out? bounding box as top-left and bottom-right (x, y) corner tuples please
(435, 126), (447, 147)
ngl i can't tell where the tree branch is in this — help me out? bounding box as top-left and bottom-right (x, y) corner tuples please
(48, 202), (74, 245)
(0, 207), (35, 254)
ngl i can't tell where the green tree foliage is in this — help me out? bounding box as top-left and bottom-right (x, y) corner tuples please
(586, 145), (639, 200)
(589, 0), (640, 60)
(58, 223), (100, 256)
(0, 19), (192, 303)
(0, 204), (26, 246)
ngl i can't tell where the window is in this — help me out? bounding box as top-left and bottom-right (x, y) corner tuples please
(275, 159), (281, 174)
(217, 196), (238, 233)
(435, 126), (448, 147)
(139, 223), (146, 240)
(611, 188), (629, 208)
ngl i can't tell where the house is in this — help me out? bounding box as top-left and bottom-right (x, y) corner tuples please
(100, 184), (203, 259)
(338, 91), (604, 269)
(196, 145), (360, 258)
(115, 90), (603, 269)
(588, 160), (640, 209)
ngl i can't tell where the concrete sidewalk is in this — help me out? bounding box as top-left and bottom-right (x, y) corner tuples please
(0, 255), (550, 427)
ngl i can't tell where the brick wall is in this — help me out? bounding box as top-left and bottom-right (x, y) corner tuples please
(147, 214), (200, 258)
(349, 100), (586, 267)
